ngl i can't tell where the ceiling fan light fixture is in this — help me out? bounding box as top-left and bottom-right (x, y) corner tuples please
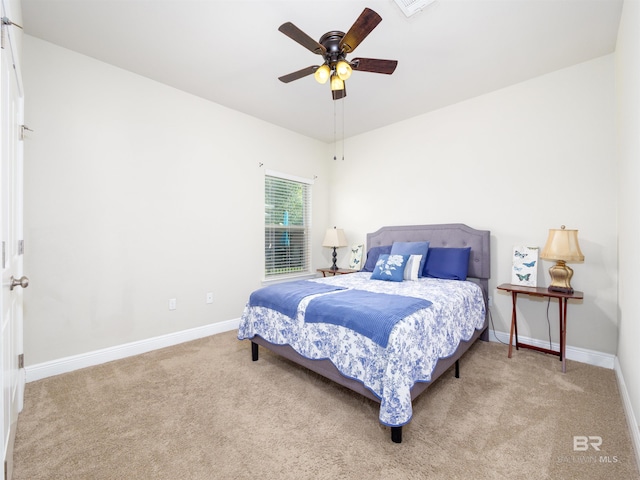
(314, 64), (331, 84)
(330, 74), (344, 91)
(336, 60), (352, 80)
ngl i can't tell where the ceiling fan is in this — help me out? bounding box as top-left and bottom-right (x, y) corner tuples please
(277, 8), (398, 100)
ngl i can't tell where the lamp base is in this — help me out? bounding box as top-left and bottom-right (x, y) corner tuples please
(330, 247), (339, 271)
(548, 285), (574, 294)
(547, 260), (575, 294)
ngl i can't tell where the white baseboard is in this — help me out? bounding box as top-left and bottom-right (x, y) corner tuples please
(25, 318), (241, 382)
(488, 330), (615, 369)
(27, 323), (616, 382)
(614, 357), (640, 474)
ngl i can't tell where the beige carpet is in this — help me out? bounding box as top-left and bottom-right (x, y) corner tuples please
(12, 331), (640, 480)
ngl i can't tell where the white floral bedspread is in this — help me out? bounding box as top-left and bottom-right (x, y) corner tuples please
(237, 272), (486, 426)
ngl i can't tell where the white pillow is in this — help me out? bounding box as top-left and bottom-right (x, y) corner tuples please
(403, 254), (423, 281)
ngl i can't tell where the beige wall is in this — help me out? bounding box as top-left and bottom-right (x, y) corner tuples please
(21, 7), (631, 389)
(616, 0), (640, 435)
(329, 55), (618, 355)
(23, 37), (620, 362)
(22, 36), (331, 365)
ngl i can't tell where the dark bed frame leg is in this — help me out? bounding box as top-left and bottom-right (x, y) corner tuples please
(389, 361), (459, 444)
(251, 341), (259, 361)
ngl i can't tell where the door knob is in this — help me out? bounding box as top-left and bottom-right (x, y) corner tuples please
(10, 275), (29, 290)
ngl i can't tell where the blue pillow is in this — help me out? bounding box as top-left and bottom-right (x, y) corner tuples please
(390, 241), (430, 277)
(424, 247), (472, 280)
(361, 245), (392, 272)
(370, 254), (410, 282)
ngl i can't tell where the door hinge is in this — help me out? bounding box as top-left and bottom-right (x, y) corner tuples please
(18, 239), (24, 255)
(18, 353), (24, 369)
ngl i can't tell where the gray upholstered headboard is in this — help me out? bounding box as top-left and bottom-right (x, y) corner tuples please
(366, 224), (491, 282)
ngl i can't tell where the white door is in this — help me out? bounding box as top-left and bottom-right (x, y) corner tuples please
(1, 7), (26, 480)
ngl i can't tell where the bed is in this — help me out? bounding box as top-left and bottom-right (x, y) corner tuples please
(238, 223), (491, 443)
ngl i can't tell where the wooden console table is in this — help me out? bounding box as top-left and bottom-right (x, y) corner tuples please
(497, 283), (584, 373)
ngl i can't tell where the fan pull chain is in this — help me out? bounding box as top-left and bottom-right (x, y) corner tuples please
(341, 99), (345, 161)
(333, 100), (338, 161)
(333, 99), (345, 161)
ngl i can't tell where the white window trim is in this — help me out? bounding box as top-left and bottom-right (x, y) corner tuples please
(265, 169), (315, 186)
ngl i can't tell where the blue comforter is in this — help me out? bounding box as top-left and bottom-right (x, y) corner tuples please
(304, 289), (432, 348)
(249, 280), (346, 319)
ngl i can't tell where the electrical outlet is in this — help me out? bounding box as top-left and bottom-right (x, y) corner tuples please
(169, 298), (177, 310)
(206, 292), (214, 304)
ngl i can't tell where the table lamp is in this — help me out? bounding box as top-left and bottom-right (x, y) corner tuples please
(540, 225), (584, 293)
(322, 226), (348, 271)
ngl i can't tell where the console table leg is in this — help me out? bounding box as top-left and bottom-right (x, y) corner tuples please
(508, 292), (518, 358)
(561, 298), (568, 373)
(557, 299), (563, 363)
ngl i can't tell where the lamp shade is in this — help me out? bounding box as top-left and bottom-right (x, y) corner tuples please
(540, 227), (584, 262)
(322, 227), (348, 248)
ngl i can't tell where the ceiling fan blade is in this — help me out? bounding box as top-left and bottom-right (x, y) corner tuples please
(278, 22), (326, 55)
(339, 8), (382, 54)
(332, 86), (346, 101)
(351, 58), (398, 75)
(278, 66), (318, 83)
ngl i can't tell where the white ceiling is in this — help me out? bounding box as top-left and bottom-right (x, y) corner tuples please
(20, 0), (623, 143)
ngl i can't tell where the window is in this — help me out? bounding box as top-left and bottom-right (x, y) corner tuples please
(264, 171), (312, 278)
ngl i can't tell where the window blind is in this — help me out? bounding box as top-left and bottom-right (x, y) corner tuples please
(264, 173), (312, 278)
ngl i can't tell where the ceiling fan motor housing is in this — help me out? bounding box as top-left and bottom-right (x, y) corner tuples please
(319, 31), (347, 68)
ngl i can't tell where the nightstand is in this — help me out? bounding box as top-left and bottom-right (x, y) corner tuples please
(497, 283), (584, 373)
(317, 268), (358, 277)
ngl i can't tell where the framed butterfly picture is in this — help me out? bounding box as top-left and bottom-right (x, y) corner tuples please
(511, 246), (538, 287)
(348, 244), (364, 270)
